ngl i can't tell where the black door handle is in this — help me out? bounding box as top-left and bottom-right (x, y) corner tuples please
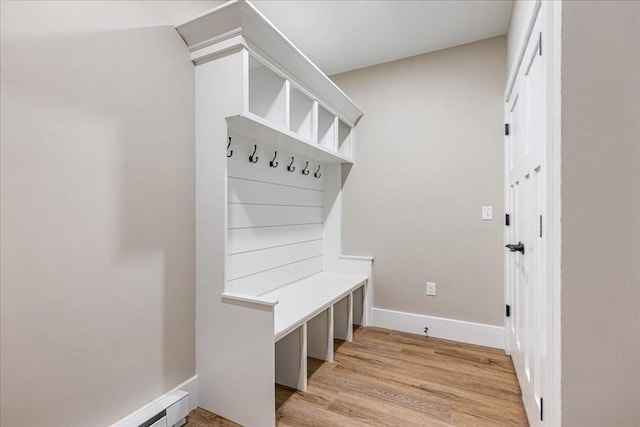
(506, 242), (525, 254)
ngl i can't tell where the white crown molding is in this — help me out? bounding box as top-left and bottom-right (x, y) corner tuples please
(175, 0), (364, 126)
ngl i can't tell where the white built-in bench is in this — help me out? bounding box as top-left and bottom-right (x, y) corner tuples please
(177, 2), (373, 425)
(222, 272), (367, 391)
(221, 273), (367, 340)
(267, 272), (366, 341)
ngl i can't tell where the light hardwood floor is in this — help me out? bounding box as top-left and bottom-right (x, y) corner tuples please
(185, 327), (528, 426)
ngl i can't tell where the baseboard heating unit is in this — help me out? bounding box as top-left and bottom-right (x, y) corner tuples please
(113, 390), (189, 427)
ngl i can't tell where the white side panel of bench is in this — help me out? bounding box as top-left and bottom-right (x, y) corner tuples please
(194, 52), (276, 427)
(227, 224), (322, 254)
(227, 239), (322, 280)
(228, 204), (322, 229)
(226, 256), (322, 296)
(198, 300), (275, 427)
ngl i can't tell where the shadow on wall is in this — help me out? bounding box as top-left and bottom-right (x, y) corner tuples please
(1, 26), (195, 426)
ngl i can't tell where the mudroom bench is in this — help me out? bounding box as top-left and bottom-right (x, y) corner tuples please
(176, 1), (373, 425)
(223, 272), (367, 391)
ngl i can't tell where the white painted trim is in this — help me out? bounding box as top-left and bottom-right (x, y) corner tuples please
(110, 376), (198, 427)
(547, 2), (562, 425)
(371, 308), (504, 350)
(221, 291), (278, 307)
(505, 0), (542, 102)
(339, 255), (374, 262)
(504, 2), (562, 425)
(190, 35), (244, 65)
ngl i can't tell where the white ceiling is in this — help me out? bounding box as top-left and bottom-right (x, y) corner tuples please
(252, 0), (513, 76)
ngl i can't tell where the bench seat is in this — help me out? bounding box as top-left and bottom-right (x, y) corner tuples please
(260, 272), (367, 341)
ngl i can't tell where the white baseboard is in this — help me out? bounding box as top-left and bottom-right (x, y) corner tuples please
(110, 375), (198, 426)
(371, 308), (504, 349)
(178, 375), (198, 412)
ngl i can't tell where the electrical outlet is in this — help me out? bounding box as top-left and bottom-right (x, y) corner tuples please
(426, 282), (436, 296)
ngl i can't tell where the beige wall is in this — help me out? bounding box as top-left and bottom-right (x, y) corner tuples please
(561, 1), (640, 426)
(0, 2), (219, 426)
(332, 36), (507, 326)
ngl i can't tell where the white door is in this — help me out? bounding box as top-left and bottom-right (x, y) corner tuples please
(505, 11), (550, 427)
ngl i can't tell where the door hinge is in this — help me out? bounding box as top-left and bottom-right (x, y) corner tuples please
(505, 123), (510, 136)
(505, 213), (510, 226)
(540, 397), (544, 421)
(506, 304), (511, 317)
(539, 32), (543, 56)
(539, 215), (543, 238)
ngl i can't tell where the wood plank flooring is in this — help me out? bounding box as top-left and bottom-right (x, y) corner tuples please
(185, 327), (528, 426)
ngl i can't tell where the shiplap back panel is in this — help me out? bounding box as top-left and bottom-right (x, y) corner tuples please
(228, 204), (322, 228)
(227, 224), (322, 254)
(229, 179), (323, 207)
(226, 138), (324, 296)
(228, 240), (323, 280)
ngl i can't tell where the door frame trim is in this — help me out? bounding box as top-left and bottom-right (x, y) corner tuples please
(505, 1), (542, 103)
(503, 1), (562, 426)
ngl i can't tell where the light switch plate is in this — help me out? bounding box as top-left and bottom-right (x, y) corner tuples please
(426, 282), (436, 296)
(482, 206), (493, 220)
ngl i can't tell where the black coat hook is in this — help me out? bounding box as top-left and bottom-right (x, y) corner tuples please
(270, 151), (278, 168)
(249, 145), (258, 163)
(287, 157), (295, 172)
(301, 161), (310, 175)
(227, 137), (233, 158)
(314, 165), (321, 178)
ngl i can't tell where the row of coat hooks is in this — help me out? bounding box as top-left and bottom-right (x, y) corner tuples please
(228, 138), (321, 178)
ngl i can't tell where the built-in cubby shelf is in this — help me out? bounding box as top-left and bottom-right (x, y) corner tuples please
(247, 54), (352, 162)
(227, 114), (352, 164)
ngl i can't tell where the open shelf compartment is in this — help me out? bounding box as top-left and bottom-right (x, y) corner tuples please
(248, 55), (287, 127)
(317, 105), (336, 151)
(338, 120), (353, 159)
(289, 86), (314, 141)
